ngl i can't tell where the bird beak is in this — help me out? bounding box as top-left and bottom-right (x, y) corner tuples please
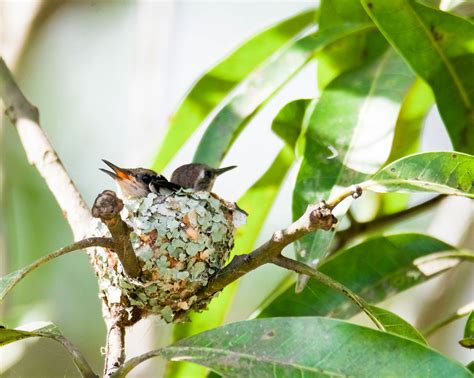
(100, 160), (132, 181)
(214, 165), (237, 176)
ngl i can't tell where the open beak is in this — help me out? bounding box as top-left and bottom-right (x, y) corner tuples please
(214, 165), (237, 176)
(100, 160), (132, 181)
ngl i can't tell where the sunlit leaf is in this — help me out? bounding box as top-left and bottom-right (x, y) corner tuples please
(366, 151), (474, 197)
(193, 23), (374, 167)
(168, 146), (295, 378)
(367, 305), (427, 344)
(159, 318), (471, 377)
(0, 321), (61, 346)
(151, 9), (315, 171)
(259, 234), (469, 319)
(361, 0), (474, 152)
(317, 0), (378, 88)
(293, 49), (415, 291)
(271, 99), (310, 150)
(378, 79), (435, 215)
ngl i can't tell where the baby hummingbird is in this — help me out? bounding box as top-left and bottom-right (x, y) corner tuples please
(170, 164), (236, 191)
(100, 160), (180, 198)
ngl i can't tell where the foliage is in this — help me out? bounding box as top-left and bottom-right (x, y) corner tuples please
(2, 1), (473, 377)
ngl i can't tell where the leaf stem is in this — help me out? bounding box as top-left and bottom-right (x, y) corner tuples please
(423, 302), (474, 337)
(271, 255), (384, 330)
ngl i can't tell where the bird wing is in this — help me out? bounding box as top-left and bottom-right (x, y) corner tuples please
(149, 175), (182, 194)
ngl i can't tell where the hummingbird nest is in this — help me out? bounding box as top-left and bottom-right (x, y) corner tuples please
(92, 189), (245, 323)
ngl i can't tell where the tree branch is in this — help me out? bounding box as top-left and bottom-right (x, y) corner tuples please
(0, 58), (134, 376)
(92, 190), (141, 278)
(184, 186), (363, 311)
(0, 57), (92, 240)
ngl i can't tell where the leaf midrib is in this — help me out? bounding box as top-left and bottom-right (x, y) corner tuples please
(164, 345), (349, 377)
(394, 1), (470, 108)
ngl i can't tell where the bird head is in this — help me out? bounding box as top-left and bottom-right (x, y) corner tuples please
(101, 160), (158, 198)
(170, 164), (236, 191)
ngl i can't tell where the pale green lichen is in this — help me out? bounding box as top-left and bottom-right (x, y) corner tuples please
(92, 189), (244, 323)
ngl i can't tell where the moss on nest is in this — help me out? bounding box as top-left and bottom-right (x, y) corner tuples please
(92, 189), (244, 323)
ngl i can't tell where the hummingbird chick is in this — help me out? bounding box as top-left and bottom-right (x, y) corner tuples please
(170, 164), (236, 191)
(101, 160), (180, 198)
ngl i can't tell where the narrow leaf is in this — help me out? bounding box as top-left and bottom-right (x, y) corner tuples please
(378, 79), (435, 215)
(160, 318), (471, 377)
(361, 0), (474, 152)
(193, 23), (374, 167)
(317, 0), (377, 88)
(366, 151), (474, 197)
(151, 9), (315, 171)
(367, 305), (427, 344)
(259, 234), (470, 319)
(293, 48), (415, 290)
(0, 322), (97, 377)
(0, 321), (61, 346)
(271, 99), (310, 150)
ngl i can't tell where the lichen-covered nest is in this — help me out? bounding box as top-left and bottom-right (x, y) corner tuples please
(92, 189), (245, 323)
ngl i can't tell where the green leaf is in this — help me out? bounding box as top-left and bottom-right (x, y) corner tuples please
(378, 79), (435, 216)
(271, 99), (310, 150)
(317, 0), (378, 88)
(366, 151), (474, 197)
(386, 79), (435, 164)
(151, 9), (315, 171)
(168, 146), (295, 378)
(293, 49), (415, 290)
(193, 23), (374, 167)
(259, 233), (469, 319)
(0, 322), (97, 377)
(367, 305), (427, 344)
(0, 321), (61, 346)
(460, 311), (474, 348)
(160, 318), (471, 377)
(361, 0), (474, 152)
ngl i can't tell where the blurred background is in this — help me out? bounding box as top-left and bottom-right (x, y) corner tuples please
(1, 1), (472, 377)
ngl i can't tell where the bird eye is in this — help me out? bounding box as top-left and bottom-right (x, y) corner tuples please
(141, 174), (152, 184)
(204, 171), (212, 179)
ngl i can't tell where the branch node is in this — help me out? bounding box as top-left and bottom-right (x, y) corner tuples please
(92, 190), (124, 220)
(309, 201), (337, 231)
(92, 190), (141, 279)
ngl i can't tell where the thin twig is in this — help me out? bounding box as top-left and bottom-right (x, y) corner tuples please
(110, 348), (162, 378)
(337, 195), (444, 247)
(0, 58), (93, 240)
(422, 301), (473, 337)
(103, 320), (126, 377)
(54, 335), (99, 378)
(0, 237), (114, 302)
